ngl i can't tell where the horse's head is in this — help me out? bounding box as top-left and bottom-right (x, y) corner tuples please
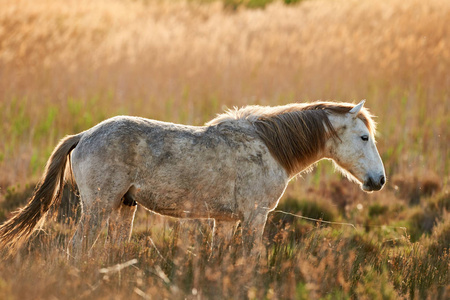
(326, 100), (386, 192)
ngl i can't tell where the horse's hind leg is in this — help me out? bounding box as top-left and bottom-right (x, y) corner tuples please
(70, 197), (113, 259)
(70, 183), (125, 259)
(107, 188), (138, 249)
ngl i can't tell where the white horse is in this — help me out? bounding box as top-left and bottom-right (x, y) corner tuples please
(0, 100), (385, 257)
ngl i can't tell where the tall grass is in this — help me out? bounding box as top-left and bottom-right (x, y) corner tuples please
(0, 205), (448, 299)
(0, 0), (449, 298)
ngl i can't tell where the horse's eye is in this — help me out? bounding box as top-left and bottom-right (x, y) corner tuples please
(361, 135), (369, 141)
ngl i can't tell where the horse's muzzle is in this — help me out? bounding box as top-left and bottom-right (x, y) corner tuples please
(363, 174), (385, 192)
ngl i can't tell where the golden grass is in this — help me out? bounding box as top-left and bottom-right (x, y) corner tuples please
(0, 0), (448, 186)
(0, 0), (449, 298)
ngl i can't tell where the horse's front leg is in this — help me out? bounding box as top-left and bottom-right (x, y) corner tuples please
(211, 219), (238, 258)
(241, 209), (269, 258)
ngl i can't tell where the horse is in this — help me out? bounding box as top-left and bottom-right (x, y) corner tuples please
(0, 100), (385, 257)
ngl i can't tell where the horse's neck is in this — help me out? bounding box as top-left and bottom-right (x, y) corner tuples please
(293, 150), (325, 177)
(291, 115), (341, 177)
(321, 113), (345, 161)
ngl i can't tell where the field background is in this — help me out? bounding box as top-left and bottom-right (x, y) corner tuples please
(0, 0), (448, 299)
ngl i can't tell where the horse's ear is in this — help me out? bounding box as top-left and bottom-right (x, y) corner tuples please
(349, 100), (365, 115)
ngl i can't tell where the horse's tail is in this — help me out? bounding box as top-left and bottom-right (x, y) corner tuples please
(0, 133), (83, 253)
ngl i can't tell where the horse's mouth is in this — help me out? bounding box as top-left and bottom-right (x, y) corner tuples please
(362, 175), (385, 192)
(362, 184), (376, 193)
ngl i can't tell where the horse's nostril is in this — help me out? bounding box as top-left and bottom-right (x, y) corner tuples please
(380, 175), (385, 186)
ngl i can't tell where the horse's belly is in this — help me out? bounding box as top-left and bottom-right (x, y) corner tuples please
(134, 179), (238, 220)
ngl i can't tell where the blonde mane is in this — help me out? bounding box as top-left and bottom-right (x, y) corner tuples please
(207, 102), (376, 175)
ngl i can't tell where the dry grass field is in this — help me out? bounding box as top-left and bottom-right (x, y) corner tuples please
(0, 0), (449, 299)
